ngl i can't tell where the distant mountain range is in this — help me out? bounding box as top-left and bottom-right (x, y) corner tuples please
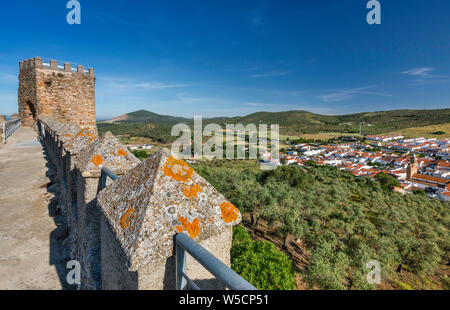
(101, 108), (450, 136)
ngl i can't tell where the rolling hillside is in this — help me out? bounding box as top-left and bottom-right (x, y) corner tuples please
(102, 110), (190, 124)
(98, 108), (450, 143)
(205, 109), (450, 135)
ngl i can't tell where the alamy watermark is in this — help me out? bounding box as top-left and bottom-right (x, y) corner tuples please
(66, 260), (81, 285)
(366, 260), (381, 285)
(66, 0), (81, 25)
(171, 116), (279, 170)
(366, 0), (381, 25)
(65, 1), (379, 26)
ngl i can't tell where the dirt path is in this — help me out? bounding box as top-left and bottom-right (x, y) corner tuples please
(0, 127), (69, 290)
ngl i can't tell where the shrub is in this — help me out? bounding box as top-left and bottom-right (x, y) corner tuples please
(413, 189), (426, 195)
(131, 149), (149, 160)
(441, 275), (450, 290)
(231, 226), (296, 290)
(396, 281), (414, 290)
(375, 172), (400, 191)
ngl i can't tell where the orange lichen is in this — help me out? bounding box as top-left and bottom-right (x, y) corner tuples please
(85, 128), (97, 141)
(117, 149), (128, 156)
(120, 208), (136, 229)
(90, 155), (103, 166)
(64, 134), (72, 138)
(220, 201), (240, 223)
(176, 216), (200, 238)
(184, 184), (202, 199)
(74, 129), (86, 138)
(74, 128), (97, 141)
(163, 156), (194, 182)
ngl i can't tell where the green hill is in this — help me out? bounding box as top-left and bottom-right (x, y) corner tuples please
(205, 109), (450, 135)
(122, 110), (190, 124)
(98, 108), (450, 143)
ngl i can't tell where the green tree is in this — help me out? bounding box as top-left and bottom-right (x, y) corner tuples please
(231, 226), (296, 290)
(375, 172), (400, 191)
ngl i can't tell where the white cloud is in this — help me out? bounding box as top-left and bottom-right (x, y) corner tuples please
(317, 86), (391, 103)
(243, 102), (275, 107)
(400, 67), (449, 85)
(98, 76), (186, 92)
(400, 67), (434, 78)
(134, 82), (186, 89)
(250, 71), (291, 78)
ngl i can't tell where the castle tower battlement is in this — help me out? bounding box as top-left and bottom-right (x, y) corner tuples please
(19, 57), (94, 76)
(18, 57), (96, 131)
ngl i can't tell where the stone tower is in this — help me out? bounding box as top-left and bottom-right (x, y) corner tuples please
(406, 154), (418, 181)
(18, 57), (96, 131)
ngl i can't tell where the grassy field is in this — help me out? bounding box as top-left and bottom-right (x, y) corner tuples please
(283, 124), (450, 142)
(114, 123), (450, 158)
(299, 132), (358, 141)
(384, 122), (450, 139)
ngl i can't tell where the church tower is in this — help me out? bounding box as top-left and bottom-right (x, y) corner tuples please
(406, 154), (418, 181)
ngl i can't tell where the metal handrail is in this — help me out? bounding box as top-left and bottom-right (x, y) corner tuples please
(100, 167), (118, 191)
(2, 118), (21, 142)
(176, 232), (257, 290)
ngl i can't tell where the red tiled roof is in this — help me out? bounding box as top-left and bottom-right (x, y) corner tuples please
(412, 173), (450, 185)
(437, 161), (450, 169)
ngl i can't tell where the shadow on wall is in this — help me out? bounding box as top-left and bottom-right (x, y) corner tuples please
(100, 213), (138, 290)
(42, 145), (76, 290)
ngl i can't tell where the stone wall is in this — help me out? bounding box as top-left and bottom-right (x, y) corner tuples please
(0, 115), (5, 139)
(37, 117), (241, 290)
(18, 57), (96, 131)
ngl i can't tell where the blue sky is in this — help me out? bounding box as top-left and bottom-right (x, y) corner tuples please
(0, 0), (449, 119)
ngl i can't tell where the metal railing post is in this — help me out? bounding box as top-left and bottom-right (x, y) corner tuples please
(176, 243), (188, 290)
(175, 232), (257, 290)
(99, 167), (118, 193)
(3, 118), (20, 142)
(99, 169), (108, 192)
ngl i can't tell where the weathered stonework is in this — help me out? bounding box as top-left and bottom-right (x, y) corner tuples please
(31, 55), (242, 289)
(74, 131), (140, 289)
(97, 148), (241, 289)
(18, 57), (96, 131)
(76, 131), (140, 178)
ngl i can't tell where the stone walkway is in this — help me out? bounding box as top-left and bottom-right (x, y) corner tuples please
(0, 127), (68, 289)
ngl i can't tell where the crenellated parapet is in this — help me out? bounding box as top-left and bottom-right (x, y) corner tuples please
(19, 57), (94, 76)
(36, 117), (240, 290)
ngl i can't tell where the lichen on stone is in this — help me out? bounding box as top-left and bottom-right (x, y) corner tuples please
(75, 131), (140, 177)
(96, 148), (241, 271)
